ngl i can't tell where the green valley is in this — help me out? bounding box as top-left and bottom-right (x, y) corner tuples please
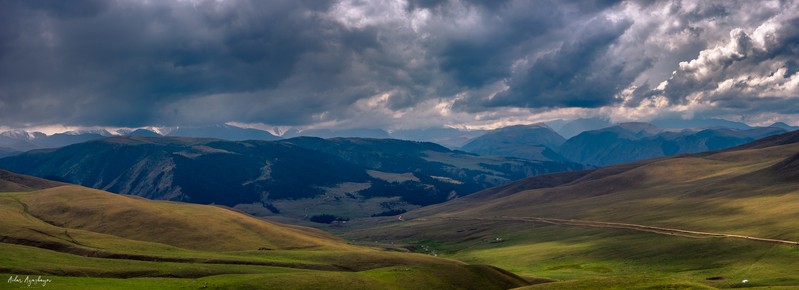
(341, 130), (799, 289)
(0, 170), (528, 290)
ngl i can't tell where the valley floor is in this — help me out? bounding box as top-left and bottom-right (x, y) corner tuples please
(341, 217), (799, 289)
(430, 216), (799, 246)
(0, 188), (529, 290)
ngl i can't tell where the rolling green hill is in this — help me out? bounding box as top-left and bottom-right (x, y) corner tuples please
(345, 130), (799, 288)
(0, 174), (530, 289)
(0, 169), (63, 192)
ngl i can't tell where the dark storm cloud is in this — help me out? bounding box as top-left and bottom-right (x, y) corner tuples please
(471, 17), (634, 109)
(0, 0), (798, 130)
(419, 0), (625, 91)
(0, 0), (382, 127)
(406, 0), (511, 11)
(433, 1), (564, 88)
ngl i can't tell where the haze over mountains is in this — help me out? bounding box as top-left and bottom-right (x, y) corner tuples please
(461, 124), (569, 162)
(458, 121), (790, 166)
(559, 124), (788, 166)
(0, 129), (113, 153)
(3, 116), (793, 153)
(1, 118), (792, 212)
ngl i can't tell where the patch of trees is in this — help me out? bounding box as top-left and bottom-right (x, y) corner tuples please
(309, 214), (350, 224)
(371, 209), (407, 217)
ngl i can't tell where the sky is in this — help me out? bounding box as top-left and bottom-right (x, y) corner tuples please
(1, 0), (798, 133)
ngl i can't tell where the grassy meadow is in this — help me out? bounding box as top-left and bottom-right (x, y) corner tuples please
(340, 141), (799, 289)
(0, 182), (528, 290)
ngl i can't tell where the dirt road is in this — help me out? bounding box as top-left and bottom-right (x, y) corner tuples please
(430, 216), (799, 246)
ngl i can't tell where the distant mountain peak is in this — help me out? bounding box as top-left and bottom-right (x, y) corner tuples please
(498, 123), (552, 131)
(770, 122), (798, 131)
(283, 128), (390, 139)
(460, 124), (567, 161)
(547, 117), (613, 139)
(62, 129), (113, 136)
(166, 124), (280, 141)
(126, 128), (162, 137)
(0, 130), (37, 140)
(650, 116), (751, 130)
(616, 122), (660, 132)
(596, 122), (662, 139)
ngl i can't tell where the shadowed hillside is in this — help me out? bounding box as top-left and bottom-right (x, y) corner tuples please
(21, 186), (351, 251)
(0, 169), (63, 192)
(390, 129), (799, 238)
(0, 177), (530, 289)
(0, 136), (585, 221)
(345, 130), (799, 288)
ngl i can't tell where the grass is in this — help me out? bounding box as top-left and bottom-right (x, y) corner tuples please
(343, 141), (799, 288)
(0, 170), (63, 192)
(0, 184), (528, 289)
(350, 220), (799, 288)
(421, 150), (511, 175)
(517, 276), (717, 290)
(268, 189), (418, 220)
(0, 264), (525, 290)
(17, 186), (356, 252)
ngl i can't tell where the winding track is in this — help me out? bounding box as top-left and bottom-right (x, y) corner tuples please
(425, 216), (799, 246)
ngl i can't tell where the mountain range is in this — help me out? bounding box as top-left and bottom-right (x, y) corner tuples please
(0, 136), (585, 220)
(0, 146), (17, 158)
(4, 117), (792, 156)
(165, 124), (281, 141)
(0, 124), (283, 154)
(545, 117), (614, 139)
(558, 123), (787, 166)
(0, 130), (112, 152)
(460, 121), (789, 166)
(282, 128), (392, 139)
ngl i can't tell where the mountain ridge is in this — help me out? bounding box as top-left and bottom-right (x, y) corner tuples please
(460, 124), (568, 162)
(0, 136), (585, 220)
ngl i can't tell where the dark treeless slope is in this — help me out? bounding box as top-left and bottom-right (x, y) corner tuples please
(727, 128), (799, 150)
(0, 136), (373, 204)
(353, 129), (799, 243)
(432, 132), (798, 238)
(0, 169), (64, 192)
(0, 136), (585, 216)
